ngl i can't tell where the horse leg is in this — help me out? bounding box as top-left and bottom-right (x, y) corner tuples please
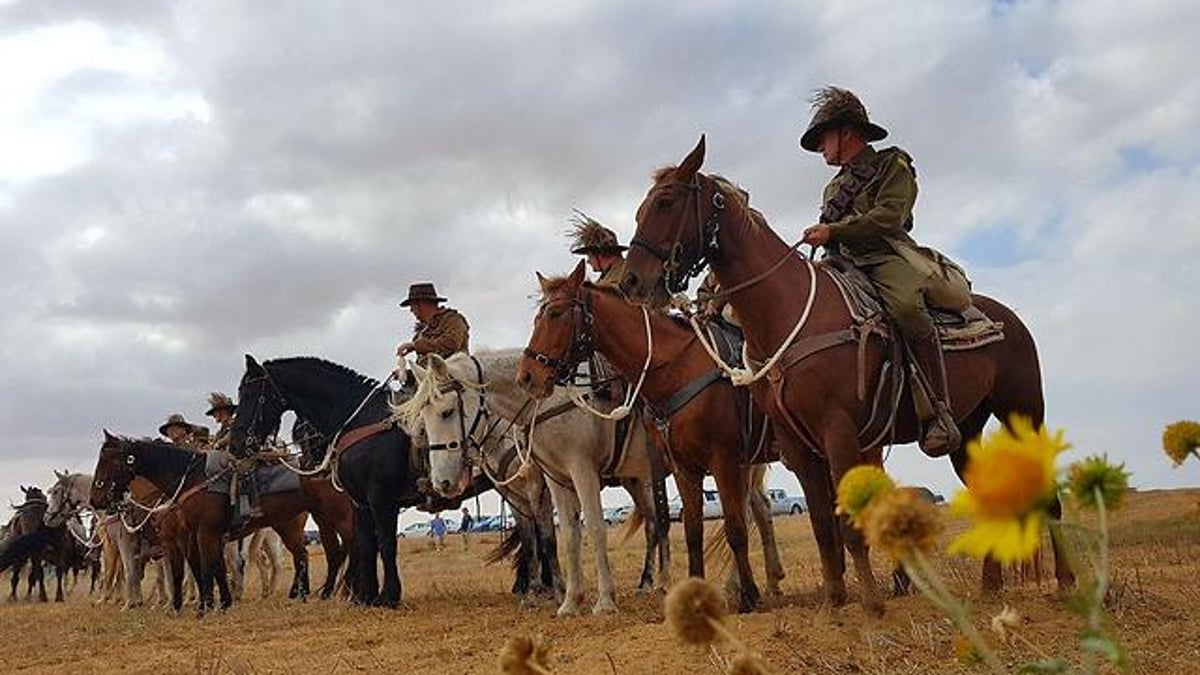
(263, 528), (287, 599)
(747, 464), (786, 599)
(33, 555), (48, 602)
(309, 513), (344, 600)
(549, 482), (585, 616)
(575, 470), (617, 615)
(787, 446), (848, 607)
(273, 517), (310, 603)
(530, 470), (564, 597)
(825, 426), (885, 617)
(369, 497), (401, 609)
(8, 560), (19, 602)
(621, 478), (657, 593)
(676, 468), (706, 581)
(224, 539), (244, 602)
(712, 459), (759, 613)
(352, 507), (379, 605)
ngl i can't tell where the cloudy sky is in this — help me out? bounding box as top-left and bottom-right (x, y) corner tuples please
(1, 1), (1196, 517)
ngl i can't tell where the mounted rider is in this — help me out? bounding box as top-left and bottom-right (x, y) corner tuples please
(204, 391), (260, 524)
(570, 213), (629, 402)
(158, 413), (210, 451)
(396, 283), (471, 369)
(798, 86), (971, 457)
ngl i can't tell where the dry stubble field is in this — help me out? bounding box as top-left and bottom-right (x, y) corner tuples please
(2, 488), (1199, 674)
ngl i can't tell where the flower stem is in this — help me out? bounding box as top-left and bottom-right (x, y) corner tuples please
(906, 550), (1008, 674)
(1082, 486), (1112, 675)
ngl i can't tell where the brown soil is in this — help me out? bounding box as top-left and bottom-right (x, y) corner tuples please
(2, 488), (1198, 674)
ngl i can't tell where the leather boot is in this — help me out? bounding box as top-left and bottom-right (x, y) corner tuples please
(910, 333), (961, 457)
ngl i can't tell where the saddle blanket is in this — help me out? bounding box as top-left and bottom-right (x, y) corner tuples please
(203, 451), (301, 496)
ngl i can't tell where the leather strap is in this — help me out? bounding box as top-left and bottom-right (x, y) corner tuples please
(333, 420), (394, 455)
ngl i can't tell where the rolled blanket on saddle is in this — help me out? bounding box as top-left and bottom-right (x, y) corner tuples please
(203, 451), (300, 496)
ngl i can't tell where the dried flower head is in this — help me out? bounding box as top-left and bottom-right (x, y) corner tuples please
(1067, 455), (1131, 511)
(990, 604), (1021, 644)
(954, 634), (982, 665)
(860, 487), (942, 561)
(1163, 421), (1200, 466)
(665, 578), (729, 646)
(498, 634), (552, 675)
(836, 465), (895, 524)
(948, 416), (1069, 563)
(728, 652), (772, 675)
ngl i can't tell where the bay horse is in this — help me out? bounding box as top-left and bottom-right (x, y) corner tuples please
(619, 136), (1072, 615)
(516, 262), (787, 613)
(230, 355), (422, 608)
(397, 349), (670, 616)
(90, 433), (353, 614)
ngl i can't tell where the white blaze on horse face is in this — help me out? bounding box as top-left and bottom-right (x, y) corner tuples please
(422, 390), (473, 498)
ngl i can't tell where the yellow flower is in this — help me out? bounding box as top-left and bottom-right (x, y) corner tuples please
(948, 416), (1069, 563)
(860, 487), (942, 561)
(1163, 421), (1200, 467)
(835, 465), (895, 524)
(1067, 455), (1130, 511)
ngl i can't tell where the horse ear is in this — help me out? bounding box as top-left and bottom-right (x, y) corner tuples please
(245, 354), (263, 372)
(677, 134), (707, 180)
(410, 361), (429, 384)
(568, 259), (586, 289)
(536, 271), (550, 294)
(55, 469), (66, 480)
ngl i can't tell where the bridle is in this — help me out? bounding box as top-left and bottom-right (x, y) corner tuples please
(235, 370), (291, 454)
(628, 173), (725, 294)
(426, 355), (491, 460)
(523, 290), (597, 387)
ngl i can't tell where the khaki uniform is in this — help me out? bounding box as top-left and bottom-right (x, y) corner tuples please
(174, 426), (210, 452)
(410, 307), (470, 360)
(822, 146), (932, 340)
(595, 259), (626, 289)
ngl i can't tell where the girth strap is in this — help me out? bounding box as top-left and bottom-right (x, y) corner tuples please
(651, 368), (725, 421)
(333, 420), (395, 454)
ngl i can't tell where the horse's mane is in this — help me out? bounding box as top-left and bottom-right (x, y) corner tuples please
(393, 348), (536, 429)
(264, 356), (380, 392)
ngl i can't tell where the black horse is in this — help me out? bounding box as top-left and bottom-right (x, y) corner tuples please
(232, 355), (427, 608)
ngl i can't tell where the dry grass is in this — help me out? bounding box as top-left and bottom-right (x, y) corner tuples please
(2, 489), (1199, 674)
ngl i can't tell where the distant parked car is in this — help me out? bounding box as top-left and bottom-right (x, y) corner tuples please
(909, 487), (945, 504)
(303, 529), (321, 546)
(767, 489), (806, 516)
(666, 497), (683, 521)
(610, 504), (634, 523)
(398, 521), (430, 538)
(666, 492), (723, 521)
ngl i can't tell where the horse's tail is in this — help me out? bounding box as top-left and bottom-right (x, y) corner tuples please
(483, 526), (523, 567)
(0, 528), (54, 572)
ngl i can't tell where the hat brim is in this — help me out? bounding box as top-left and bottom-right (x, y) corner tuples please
(399, 296), (447, 307)
(205, 404), (237, 416)
(571, 244), (628, 255)
(800, 120), (888, 152)
(159, 422), (188, 436)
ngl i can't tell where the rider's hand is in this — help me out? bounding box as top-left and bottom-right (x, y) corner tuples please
(802, 224), (831, 247)
(396, 342), (414, 356)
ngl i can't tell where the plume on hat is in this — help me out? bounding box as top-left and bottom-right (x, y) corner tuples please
(567, 210), (626, 255)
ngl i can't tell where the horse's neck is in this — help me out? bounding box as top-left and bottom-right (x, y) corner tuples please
(271, 363), (372, 434)
(590, 290), (707, 406)
(131, 441), (196, 494)
(711, 205), (831, 357)
(474, 355), (545, 422)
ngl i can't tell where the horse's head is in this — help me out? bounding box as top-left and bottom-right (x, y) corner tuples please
(44, 469), (89, 527)
(231, 354), (287, 456)
(622, 135), (725, 308)
(517, 260), (592, 399)
(394, 354), (482, 499)
(91, 430), (137, 511)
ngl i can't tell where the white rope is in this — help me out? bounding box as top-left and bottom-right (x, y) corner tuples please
(273, 447), (333, 477)
(569, 305), (653, 420)
(490, 399), (540, 489)
(119, 464), (194, 533)
(685, 257), (819, 387)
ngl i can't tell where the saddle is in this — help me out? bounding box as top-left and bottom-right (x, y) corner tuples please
(821, 256), (1005, 351)
(203, 451), (300, 497)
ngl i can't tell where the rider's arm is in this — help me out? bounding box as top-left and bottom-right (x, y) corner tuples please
(409, 311), (470, 356)
(826, 154), (917, 246)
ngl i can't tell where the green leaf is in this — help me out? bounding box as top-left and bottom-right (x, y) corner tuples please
(1081, 635), (1132, 673)
(1017, 658), (1070, 674)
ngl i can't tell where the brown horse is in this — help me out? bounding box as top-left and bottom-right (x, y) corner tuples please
(516, 261), (786, 612)
(91, 433), (354, 614)
(620, 136), (1072, 615)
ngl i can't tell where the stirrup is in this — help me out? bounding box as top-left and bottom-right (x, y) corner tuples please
(919, 411), (960, 458)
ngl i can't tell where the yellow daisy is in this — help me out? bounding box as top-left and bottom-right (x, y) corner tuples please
(835, 465), (895, 524)
(948, 416), (1070, 563)
(1163, 420), (1200, 467)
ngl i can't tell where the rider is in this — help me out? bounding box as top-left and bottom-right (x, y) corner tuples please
(158, 413), (210, 451)
(798, 86), (969, 457)
(396, 282), (471, 369)
(569, 212), (628, 289)
(204, 391), (260, 523)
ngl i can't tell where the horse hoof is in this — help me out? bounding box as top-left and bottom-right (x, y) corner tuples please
(591, 600), (618, 615)
(556, 603), (582, 617)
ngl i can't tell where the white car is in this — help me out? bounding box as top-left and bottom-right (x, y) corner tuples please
(767, 489), (806, 516)
(398, 521), (430, 538)
(667, 491), (723, 520)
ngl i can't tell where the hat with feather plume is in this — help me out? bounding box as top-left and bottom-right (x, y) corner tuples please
(799, 86), (889, 152)
(568, 211), (627, 255)
(204, 391), (237, 417)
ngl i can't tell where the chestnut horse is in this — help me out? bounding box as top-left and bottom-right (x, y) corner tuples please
(516, 261), (787, 612)
(91, 433), (354, 614)
(620, 136), (1072, 615)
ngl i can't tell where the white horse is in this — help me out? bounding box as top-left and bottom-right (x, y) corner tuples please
(225, 527), (286, 600)
(397, 350), (670, 616)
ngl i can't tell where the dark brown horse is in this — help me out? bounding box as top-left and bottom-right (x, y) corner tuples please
(91, 433), (354, 614)
(516, 261), (785, 612)
(620, 136), (1072, 615)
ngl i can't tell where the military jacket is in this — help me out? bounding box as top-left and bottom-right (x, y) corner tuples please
(595, 259), (626, 289)
(173, 426), (210, 452)
(822, 146), (919, 266)
(411, 307), (470, 359)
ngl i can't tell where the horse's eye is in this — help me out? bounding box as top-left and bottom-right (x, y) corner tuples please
(94, 479), (104, 488)
(547, 309), (563, 320)
(656, 197), (674, 211)
(440, 409), (454, 420)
